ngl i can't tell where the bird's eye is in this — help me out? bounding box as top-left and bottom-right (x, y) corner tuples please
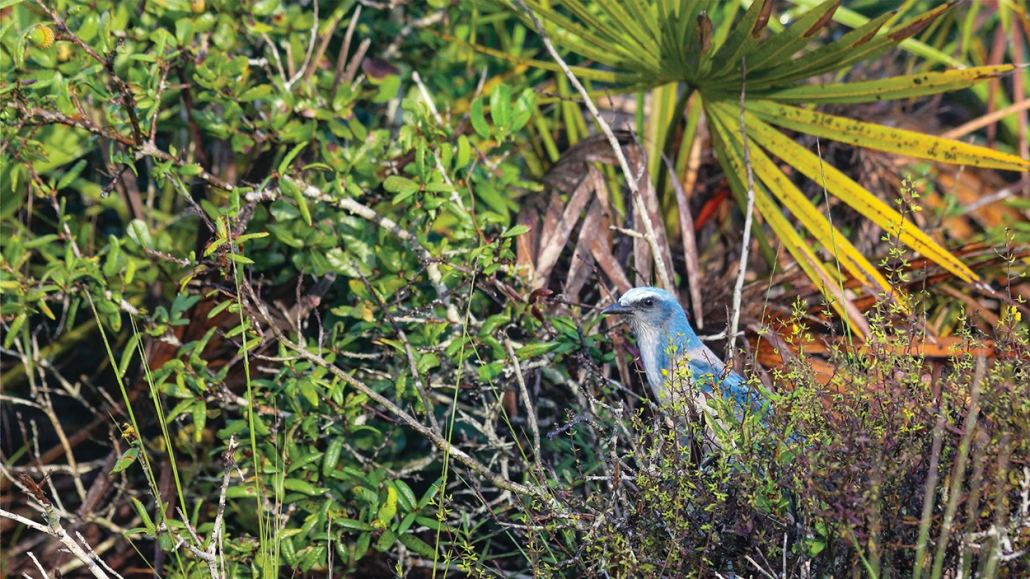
(642, 297), (655, 308)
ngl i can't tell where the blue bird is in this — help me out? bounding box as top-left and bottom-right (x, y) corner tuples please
(601, 287), (755, 415)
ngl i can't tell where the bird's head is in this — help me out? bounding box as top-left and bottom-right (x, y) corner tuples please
(601, 287), (692, 339)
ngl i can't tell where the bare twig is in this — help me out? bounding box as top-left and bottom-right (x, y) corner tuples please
(260, 32), (288, 87)
(0, 507), (112, 579)
(351, 262), (442, 434)
(74, 531), (127, 579)
(164, 438), (238, 578)
(302, 6), (345, 84)
(342, 38), (371, 87)
(516, 0), (672, 292)
(412, 70), (443, 125)
(744, 554), (778, 579)
(330, 5), (362, 101)
(941, 91), (1030, 140)
(728, 56), (756, 356)
(504, 336), (541, 469)
(148, 60), (173, 144)
(103, 53), (145, 147)
(285, 0), (318, 89)
(27, 552), (50, 579)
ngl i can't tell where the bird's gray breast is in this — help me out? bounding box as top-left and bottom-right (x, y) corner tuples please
(633, 321), (677, 399)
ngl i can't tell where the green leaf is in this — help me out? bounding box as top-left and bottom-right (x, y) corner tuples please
(240, 84), (273, 102)
(376, 486), (398, 525)
(741, 10), (896, 90)
(191, 402), (206, 442)
(418, 477), (442, 509)
(374, 529), (397, 552)
(297, 377), (319, 406)
(501, 224), (529, 238)
(414, 515), (451, 532)
(278, 141), (310, 174)
(56, 159), (88, 190)
(457, 135), (471, 168)
(738, 0), (844, 74)
(398, 533), (436, 558)
(489, 84), (511, 129)
(709, 0), (773, 75)
(119, 333), (140, 377)
(130, 496), (156, 534)
(283, 478), (328, 496)
(355, 532), (371, 558)
(336, 518), (375, 532)
(787, 0), (964, 68)
(127, 220), (152, 249)
(280, 176), (312, 226)
(515, 341), (559, 359)
(110, 446), (140, 474)
(352, 485), (378, 504)
(392, 480), (417, 512)
(384, 175), (420, 204)
(470, 98), (490, 140)
(179, 163), (203, 176)
(322, 437), (343, 476)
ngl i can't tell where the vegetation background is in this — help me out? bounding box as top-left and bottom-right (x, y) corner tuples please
(1, 0), (1028, 577)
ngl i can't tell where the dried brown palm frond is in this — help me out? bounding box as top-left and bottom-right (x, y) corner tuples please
(516, 130), (674, 299)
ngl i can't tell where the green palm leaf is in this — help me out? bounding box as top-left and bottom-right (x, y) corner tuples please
(470, 0), (1028, 331)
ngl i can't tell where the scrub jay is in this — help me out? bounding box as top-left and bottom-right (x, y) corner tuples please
(602, 287), (754, 414)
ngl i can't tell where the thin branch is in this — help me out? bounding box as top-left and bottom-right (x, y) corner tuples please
(74, 531), (127, 579)
(302, 4), (346, 84)
(104, 52), (145, 147)
(351, 262), (442, 434)
(728, 56), (756, 357)
(412, 71), (443, 125)
(260, 32), (288, 86)
(330, 5), (362, 101)
(516, 0), (672, 291)
(0, 507), (112, 579)
(286, 0), (318, 89)
(27, 552), (50, 579)
(504, 336), (541, 470)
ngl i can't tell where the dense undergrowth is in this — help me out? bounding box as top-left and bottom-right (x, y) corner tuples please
(1, 1), (1029, 578)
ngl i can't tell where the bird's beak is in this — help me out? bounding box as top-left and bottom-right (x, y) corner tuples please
(601, 302), (631, 315)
